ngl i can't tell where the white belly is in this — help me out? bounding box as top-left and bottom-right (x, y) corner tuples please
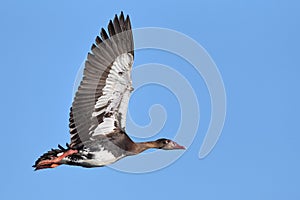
(78, 149), (125, 167)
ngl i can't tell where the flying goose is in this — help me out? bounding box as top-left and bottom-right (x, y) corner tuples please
(33, 12), (185, 170)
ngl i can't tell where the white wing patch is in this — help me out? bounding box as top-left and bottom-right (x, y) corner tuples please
(91, 53), (133, 136)
(93, 117), (115, 135)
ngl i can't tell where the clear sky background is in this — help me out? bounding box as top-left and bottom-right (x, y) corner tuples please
(1, 1), (299, 199)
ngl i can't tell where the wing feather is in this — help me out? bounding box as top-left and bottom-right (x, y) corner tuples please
(69, 12), (134, 148)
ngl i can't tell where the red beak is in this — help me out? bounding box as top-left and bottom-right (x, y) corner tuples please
(173, 142), (186, 150)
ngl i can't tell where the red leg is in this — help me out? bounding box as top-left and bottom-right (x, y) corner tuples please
(35, 149), (78, 170)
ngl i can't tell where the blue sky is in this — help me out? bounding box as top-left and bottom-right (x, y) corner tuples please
(1, 0), (300, 199)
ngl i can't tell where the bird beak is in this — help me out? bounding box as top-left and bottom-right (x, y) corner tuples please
(172, 142), (186, 150)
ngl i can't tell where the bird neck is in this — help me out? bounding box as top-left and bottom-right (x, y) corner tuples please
(132, 141), (160, 154)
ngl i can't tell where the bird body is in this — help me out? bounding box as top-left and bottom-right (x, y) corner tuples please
(33, 12), (185, 171)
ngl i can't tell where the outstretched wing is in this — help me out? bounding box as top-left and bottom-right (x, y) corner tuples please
(69, 12), (134, 148)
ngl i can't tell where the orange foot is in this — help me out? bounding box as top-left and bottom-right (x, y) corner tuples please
(35, 149), (78, 170)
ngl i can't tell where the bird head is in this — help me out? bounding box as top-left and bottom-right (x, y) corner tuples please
(155, 138), (186, 150)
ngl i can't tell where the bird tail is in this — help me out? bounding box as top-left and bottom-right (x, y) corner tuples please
(33, 143), (77, 170)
